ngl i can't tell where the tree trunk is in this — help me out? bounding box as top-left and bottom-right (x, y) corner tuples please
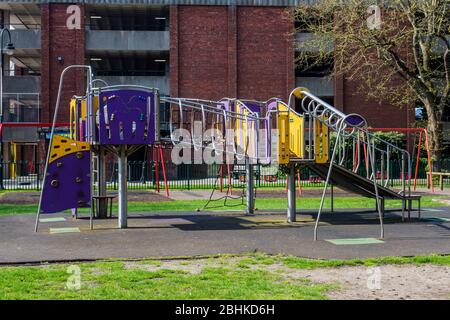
(425, 102), (444, 172)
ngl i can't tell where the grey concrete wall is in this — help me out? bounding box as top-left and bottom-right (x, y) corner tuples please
(98, 76), (169, 94)
(3, 1), (311, 6)
(295, 76), (333, 97)
(3, 76), (40, 93)
(10, 30), (40, 50)
(2, 127), (39, 142)
(86, 30), (169, 51)
(296, 32), (333, 52)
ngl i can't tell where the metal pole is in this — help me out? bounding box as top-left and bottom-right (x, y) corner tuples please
(330, 183), (334, 213)
(34, 65), (92, 232)
(386, 145), (390, 187)
(246, 157), (254, 214)
(287, 163), (296, 222)
(0, 28), (12, 190)
(97, 147), (107, 218)
(401, 152), (406, 195)
(366, 128), (384, 239)
(0, 44), (3, 190)
(118, 145), (128, 228)
(314, 123), (343, 241)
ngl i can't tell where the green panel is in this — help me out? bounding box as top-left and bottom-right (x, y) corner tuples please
(40, 217), (66, 223)
(326, 238), (384, 245)
(49, 227), (80, 234)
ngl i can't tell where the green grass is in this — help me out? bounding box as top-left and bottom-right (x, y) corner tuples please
(0, 195), (446, 216)
(0, 258), (332, 300)
(1, 252), (449, 300)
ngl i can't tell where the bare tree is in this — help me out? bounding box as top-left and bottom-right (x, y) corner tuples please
(294, 0), (449, 166)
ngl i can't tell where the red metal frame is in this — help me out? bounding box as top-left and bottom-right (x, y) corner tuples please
(159, 145), (170, 197)
(369, 128), (434, 192)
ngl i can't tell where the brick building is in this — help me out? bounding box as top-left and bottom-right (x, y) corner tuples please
(0, 0), (430, 168)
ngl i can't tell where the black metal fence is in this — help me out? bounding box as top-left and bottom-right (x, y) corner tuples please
(1, 159), (449, 191)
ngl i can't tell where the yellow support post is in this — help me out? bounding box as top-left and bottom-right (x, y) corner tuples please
(277, 112), (290, 164)
(11, 143), (16, 179)
(314, 118), (329, 163)
(69, 98), (77, 140)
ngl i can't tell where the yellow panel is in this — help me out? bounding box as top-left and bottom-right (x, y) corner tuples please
(49, 134), (90, 164)
(80, 96), (99, 120)
(242, 107), (248, 154)
(11, 143), (16, 179)
(289, 114), (304, 158)
(69, 98), (77, 139)
(235, 101), (249, 155)
(277, 102), (303, 158)
(80, 99), (87, 119)
(277, 114), (290, 164)
(235, 101), (241, 148)
(314, 118), (329, 164)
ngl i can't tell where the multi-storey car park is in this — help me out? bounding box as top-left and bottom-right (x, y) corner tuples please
(0, 0), (446, 188)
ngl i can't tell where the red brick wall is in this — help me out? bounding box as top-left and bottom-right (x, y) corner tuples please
(171, 6), (229, 100)
(170, 5), (295, 101)
(236, 7), (294, 101)
(40, 3), (85, 123)
(334, 74), (414, 129)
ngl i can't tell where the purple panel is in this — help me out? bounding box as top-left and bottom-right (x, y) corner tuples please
(265, 101), (278, 162)
(221, 100), (230, 112)
(266, 101), (278, 112)
(98, 89), (155, 145)
(345, 114), (365, 127)
(243, 102), (262, 115)
(41, 151), (91, 214)
(80, 119), (86, 141)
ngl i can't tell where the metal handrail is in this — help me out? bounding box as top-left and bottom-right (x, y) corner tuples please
(292, 88), (411, 197)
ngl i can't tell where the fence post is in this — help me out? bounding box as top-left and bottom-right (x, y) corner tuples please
(187, 164), (190, 190)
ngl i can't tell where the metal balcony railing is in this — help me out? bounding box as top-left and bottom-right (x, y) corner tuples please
(1, 93), (40, 123)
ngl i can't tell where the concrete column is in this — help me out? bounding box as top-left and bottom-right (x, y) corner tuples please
(118, 146), (127, 228)
(40, 3), (86, 123)
(246, 159), (254, 214)
(287, 164), (296, 222)
(227, 5), (237, 98)
(169, 5), (179, 97)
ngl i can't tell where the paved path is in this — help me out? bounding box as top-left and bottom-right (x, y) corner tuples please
(0, 187), (446, 204)
(1, 206), (449, 264)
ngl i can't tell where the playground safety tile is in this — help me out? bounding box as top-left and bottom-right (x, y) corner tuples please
(49, 227), (80, 234)
(423, 217), (450, 223)
(40, 217), (66, 223)
(422, 208), (445, 212)
(326, 238), (384, 245)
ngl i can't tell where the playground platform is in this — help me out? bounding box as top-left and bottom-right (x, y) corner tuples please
(1, 206), (449, 264)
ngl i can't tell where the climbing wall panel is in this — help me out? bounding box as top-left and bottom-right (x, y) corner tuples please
(40, 135), (91, 213)
(98, 89), (157, 145)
